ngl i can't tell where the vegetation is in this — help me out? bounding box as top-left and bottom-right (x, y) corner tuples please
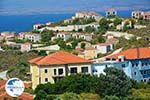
(84, 26), (96, 33)
(116, 36), (150, 50)
(0, 51), (38, 72)
(1, 45), (20, 50)
(40, 29), (54, 43)
(91, 35), (106, 44)
(63, 17), (96, 25)
(128, 25), (150, 37)
(113, 17), (123, 26)
(34, 67), (134, 99)
(7, 62), (31, 81)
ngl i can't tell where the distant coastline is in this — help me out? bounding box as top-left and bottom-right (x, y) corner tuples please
(0, 9), (150, 32)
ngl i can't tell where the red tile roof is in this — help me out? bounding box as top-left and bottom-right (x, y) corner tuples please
(29, 51), (92, 65)
(144, 12), (150, 15)
(107, 47), (150, 60)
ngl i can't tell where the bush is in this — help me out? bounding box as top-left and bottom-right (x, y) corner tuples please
(46, 95), (60, 100)
(79, 93), (101, 100)
(103, 96), (120, 100)
(61, 92), (79, 100)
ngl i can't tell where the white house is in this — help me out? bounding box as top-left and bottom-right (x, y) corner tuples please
(93, 43), (111, 54)
(21, 43), (32, 52)
(19, 32), (41, 43)
(106, 8), (117, 17)
(131, 11), (144, 19)
(72, 32), (93, 41)
(56, 32), (72, 41)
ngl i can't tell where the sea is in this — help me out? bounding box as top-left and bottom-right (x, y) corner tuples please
(0, 10), (150, 33)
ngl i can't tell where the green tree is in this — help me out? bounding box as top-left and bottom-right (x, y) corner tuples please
(81, 43), (86, 49)
(34, 90), (47, 100)
(114, 18), (122, 26)
(103, 95), (120, 100)
(62, 92), (79, 100)
(84, 26), (96, 33)
(41, 30), (54, 43)
(55, 74), (99, 94)
(97, 67), (132, 97)
(99, 18), (109, 30)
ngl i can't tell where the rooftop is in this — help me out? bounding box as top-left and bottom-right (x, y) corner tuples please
(29, 51), (92, 65)
(106, 47), (150, 60)
(144, 12), (150, 15)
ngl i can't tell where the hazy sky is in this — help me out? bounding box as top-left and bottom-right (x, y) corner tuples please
(0, 0), (150, 15)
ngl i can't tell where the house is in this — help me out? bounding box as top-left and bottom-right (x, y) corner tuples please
(106, 8), (117, 17)
(0, 32), (16, 41)
(33, 24), (44, 30)
(83, 47), (97, 59)
(73, 11), (101, 21)
(143, 12), (150, 20)
(116, 19), (132, 30)
(33, 44), (60, 54)
(72, 32), (93, 41)
(64, 18), (74, 23)
(39, 22), (99, 32)
(131, 11), (144, 19)
(19, 32), (41, 43)
(21, 43), (32, 52)
(106, 38), (119, 50)
(29, 51), (92, 89)
(76, 41), (92, 48)
(76, 47), (97, 60)
(93, 43), (111, 54)
(93, 47), (150, 82)
(56, 32), (72, 41)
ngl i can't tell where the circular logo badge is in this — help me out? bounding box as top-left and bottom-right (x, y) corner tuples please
(5, 78), (25, 97)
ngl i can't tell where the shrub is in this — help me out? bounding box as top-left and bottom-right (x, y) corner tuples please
(61, 92), (79, 100)
(79, 93), (101, 100)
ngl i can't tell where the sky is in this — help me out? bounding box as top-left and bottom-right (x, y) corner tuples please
(0, 0), (150, 15)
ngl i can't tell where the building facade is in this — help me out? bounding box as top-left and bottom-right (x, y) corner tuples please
(29, 51), (92, 89)
(93, 48), (150, 82)
(143, 12), (150, 20)
(56, 32), (71, 41)
(131, 11), (144, 19)
(106, 8), (117, 17)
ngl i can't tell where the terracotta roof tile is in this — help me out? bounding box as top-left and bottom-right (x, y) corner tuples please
(29, 51), (92, 65)
(107, 47), (150, 60)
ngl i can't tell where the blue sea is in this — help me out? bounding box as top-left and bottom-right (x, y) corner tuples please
(0, 10), (134, 32)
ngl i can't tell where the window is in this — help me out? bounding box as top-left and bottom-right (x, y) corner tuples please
(45, 78), (48, 82)
(134, 72), (136, 75)
(58, 68), (63, 75)
(122, 64), (125, 68)
(105, 65), (108, 68)
(145, 63), (148, 66)
(70, 67), (77, 74)
(81, 67), (88, 73)
(44, 69), (48, 73)
(136, 63), (138, 66)
(54, 69), (56, 75)
(132, 64), (135, 67)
